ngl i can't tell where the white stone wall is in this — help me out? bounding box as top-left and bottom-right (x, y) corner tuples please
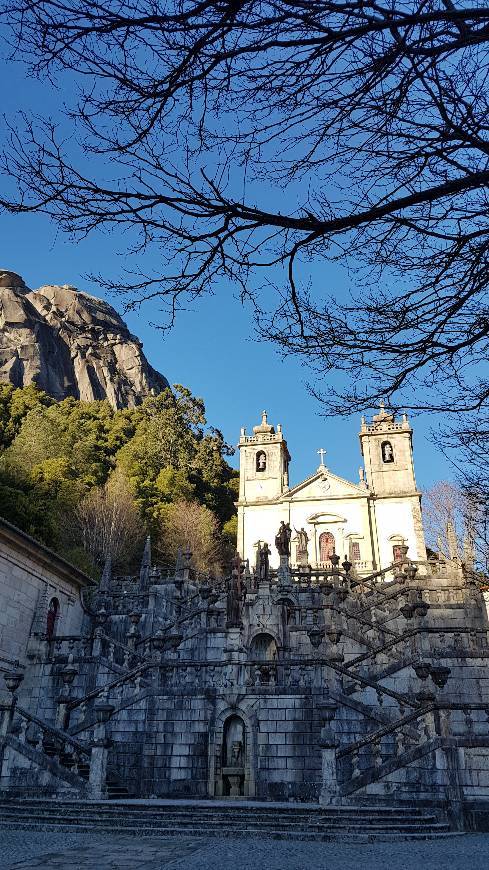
(372, 496), (422, 564)
(0, 521), (90, 670)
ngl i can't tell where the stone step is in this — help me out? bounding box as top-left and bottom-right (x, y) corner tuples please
(0, 809), (446, 830)
(0, 806), (442, 825)
(0, 799), (437, 817)
(0, 800), (452, 840)
(0, 820), (457, 842)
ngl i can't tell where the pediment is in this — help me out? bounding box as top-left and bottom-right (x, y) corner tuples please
(306, 511), (347, 524)
(286, 469), (364, 501)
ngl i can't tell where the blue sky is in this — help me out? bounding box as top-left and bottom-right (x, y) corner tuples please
(0, 50), (454, 490)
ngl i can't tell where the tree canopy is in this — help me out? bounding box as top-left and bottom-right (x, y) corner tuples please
(0, 383), (238, 574)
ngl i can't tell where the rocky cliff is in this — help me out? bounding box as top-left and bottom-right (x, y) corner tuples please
(0, 270), (169, 408)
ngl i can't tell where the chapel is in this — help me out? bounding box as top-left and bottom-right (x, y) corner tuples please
(237, 405), (426, 574)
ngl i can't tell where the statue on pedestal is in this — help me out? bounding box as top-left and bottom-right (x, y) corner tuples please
(258, 543), (270, 581)
(226, 555), (243, 628)
(275, 521), (292, 557)
(295, 527), (309, 565)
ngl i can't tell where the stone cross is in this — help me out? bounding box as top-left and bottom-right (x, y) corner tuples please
(317, 448), (327, 467)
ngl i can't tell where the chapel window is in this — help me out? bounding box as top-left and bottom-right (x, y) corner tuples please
(319, 531), (335, 562)
(381, 441), (394, 463)
(46, 597), (60, 640)
(256, 451), (267, 472)
(349, 541), (361, 562)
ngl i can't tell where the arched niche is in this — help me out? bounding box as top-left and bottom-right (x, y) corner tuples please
(381, 440), (395, 463)
(249, 632), (278, 662)
(46, 597), (60, 640)
(256, 450), (267, 472)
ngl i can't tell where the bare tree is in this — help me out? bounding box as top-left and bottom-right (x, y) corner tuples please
(423, 481), (468, 557)
(2, 1), (489, 421)
(423, 478), (489, 574)
(157, 499), (222, 574)
(71, 470), (143, 572)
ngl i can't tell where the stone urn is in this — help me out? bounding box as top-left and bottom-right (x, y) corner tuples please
(3, 672), (24, 695)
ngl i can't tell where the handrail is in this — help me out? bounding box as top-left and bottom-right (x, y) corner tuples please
(0, 653), (24, 669)
(325, 659), (418, 708)
(337, 701), (489, 759)
(344, 624), (489, 671)
(135, 598), (210, 649)
(16, 705), (90, 756)
(68, 662), (151, 711)
(96, 632), (145, 663)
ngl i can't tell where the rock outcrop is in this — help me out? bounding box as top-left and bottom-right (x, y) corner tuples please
(0, 270), (169, 408)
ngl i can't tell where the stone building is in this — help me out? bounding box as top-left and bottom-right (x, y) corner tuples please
(1, 411), (489, 834)
(0, 517), (92, 679)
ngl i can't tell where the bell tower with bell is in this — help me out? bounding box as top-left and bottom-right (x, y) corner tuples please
(359, 402), (426, 562)
(359, 402), (417, 497)
(237, 411), (290, 503)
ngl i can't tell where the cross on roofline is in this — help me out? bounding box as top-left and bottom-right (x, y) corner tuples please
(317, 448), (327, 467)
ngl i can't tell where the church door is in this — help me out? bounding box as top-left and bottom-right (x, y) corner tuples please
(319, 531), (335, 562)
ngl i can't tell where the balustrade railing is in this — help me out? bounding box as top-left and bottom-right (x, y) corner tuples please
(336, 702), (489, 789)
(8, 704), (91, 783)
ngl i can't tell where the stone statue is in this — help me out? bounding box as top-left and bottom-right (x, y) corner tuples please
(226, 555), (243, 628)
(382, 441), (394, 463)
(257, 451), (267, 471)
(275, 521), (292, 557)
(258, 543), (270, 581)
(294, 527), (309, 566)
(230, 740), (243, 766)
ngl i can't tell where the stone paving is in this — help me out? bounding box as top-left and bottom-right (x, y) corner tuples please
(2, 830), (489, 870)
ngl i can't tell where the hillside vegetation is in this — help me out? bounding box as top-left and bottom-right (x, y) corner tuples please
(0, 384), (238, 576)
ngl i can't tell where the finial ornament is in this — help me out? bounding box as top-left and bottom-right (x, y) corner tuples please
(317, 448), (327, 467)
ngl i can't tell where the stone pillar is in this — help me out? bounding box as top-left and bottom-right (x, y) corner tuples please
(88, 703), (114, 800)
(225, 627), (245, 663)
(317, 699), (340, 806)
(277, 555), (292, 591)
(0, 672), (24, 794)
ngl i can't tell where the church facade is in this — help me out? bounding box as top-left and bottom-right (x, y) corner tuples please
(237, 406), (426, 575)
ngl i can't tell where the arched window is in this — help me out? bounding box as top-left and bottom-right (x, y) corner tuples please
(381, 441), (394, 463)
(349, 541), (361, 561)
(319, 531), (335, 562)
(46, 597), (60, 640)
(256, 451), (267, 472)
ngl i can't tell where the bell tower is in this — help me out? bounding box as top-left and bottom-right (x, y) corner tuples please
(238, 411), (290, 503)
(359, 403), (426, 563)
(359, 403), (417, 496)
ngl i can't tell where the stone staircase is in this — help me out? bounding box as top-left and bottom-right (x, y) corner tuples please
(0, 799), (456, 841)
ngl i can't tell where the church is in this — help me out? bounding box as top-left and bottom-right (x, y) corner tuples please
(1, 407), (489, 838)
(237, 405), (426, 575)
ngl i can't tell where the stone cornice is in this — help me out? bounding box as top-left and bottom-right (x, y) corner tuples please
(0, 515), (95, 588)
